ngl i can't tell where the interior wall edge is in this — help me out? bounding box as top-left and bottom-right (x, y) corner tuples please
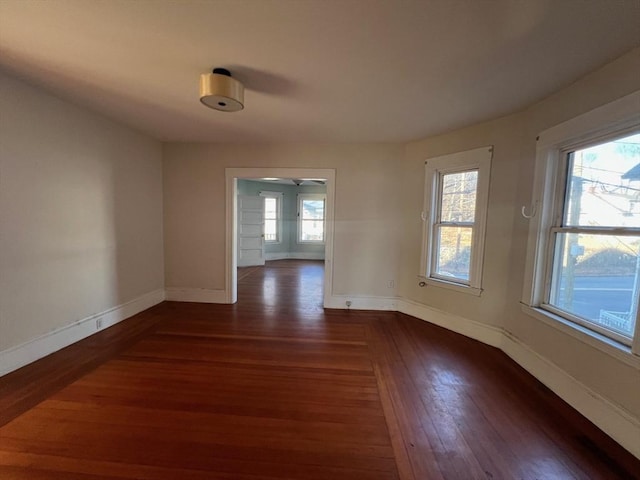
(397, 298), (504, 348)
(0, 288), (166, 377)
(264, 253), (325, 261)
(501, 331), (640, 460)
(324, 294), (398, 311)
(164, 288), (227, 303)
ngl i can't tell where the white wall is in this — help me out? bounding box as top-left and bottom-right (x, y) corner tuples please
(163, 144), (404, 297)
(0, 71), (164, 358)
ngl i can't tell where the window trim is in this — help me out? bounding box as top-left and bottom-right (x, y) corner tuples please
(260, 191), (283, 244)
(522, 90), (640, 357)
(297, 193), (326, 244)
(421, 146), (493, 295)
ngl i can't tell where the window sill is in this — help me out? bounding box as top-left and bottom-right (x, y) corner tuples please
(520, 304), (639, 369)
(419, 276), (482, 296)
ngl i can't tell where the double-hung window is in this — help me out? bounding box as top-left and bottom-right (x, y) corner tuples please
(298, 194), (325, 243)
(421, 146), (492, 295)
(523, 91), (640, 354)
(260, 191), (283, 243)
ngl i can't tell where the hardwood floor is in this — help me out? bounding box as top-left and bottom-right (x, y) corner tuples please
(1, 259), (638, 479)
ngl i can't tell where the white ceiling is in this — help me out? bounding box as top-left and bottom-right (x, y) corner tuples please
(0, 0), (638, 143)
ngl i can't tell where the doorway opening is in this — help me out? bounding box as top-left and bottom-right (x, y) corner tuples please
(225, 168), (336, 307)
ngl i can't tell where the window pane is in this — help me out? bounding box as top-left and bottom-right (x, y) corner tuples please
(302, 199), (324, 220)
(299, 196), (325, 243)
(264, 197), (278, 242)
(434, 226), (473, 281)
(264, 219), (277, 241)
(440, 170), (477, 223)
(565, 132), (640, 228)
(264, 198), (277, 220)
(301, 219), (324, 241)
(549, 232), (639, 338)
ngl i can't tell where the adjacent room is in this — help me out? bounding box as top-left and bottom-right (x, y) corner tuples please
(1, 1), (639, 478)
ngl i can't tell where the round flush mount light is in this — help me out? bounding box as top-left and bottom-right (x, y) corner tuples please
(199, 68), (244, 112)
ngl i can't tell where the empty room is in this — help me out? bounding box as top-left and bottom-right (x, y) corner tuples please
(1, 1), (639, 478)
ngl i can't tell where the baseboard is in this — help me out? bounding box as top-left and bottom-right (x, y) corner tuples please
(265, 252), (325, 261)
(165, 287), (227, 303)
(501, 332), (640, 459)
(397, 298), (504, 348)
(265, 253), (287, 261)
(0, 288), (165, 377)
(325, 294), (398, 310)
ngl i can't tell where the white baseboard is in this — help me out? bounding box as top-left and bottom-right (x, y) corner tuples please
(501, 332), (640, 459)
(165, 287), (227, 303)
(265, 252), (325, 261)
(0, 288), (165, 377)
(325, 294), (398, 311)
(397, 298), (504, 348)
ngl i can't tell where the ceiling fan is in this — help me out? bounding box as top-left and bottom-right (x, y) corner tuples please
(257, 177), (326, 186)
(291, 179), (325, 186)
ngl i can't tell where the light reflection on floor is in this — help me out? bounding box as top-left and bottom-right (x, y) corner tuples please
(296, 264), (324, 317)
(239, 260), (326, 322)
(261, 273), (278, 307)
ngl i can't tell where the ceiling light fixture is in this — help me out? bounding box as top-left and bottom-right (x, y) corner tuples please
(199, 68), (244, 112)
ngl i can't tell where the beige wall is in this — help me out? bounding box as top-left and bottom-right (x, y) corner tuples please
(401, 47), (640, 416)
(0, 71), (164, 351)
(163, 143), (404, 296)
(400, 113), (525, 326)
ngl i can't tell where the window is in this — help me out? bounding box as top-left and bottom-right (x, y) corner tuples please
(523, 90), (640, 353)
(298, 194), (325, 243)
(547, 133), (640, 344)
(260, 191), (282, 243)
(421, 146), (492, 295)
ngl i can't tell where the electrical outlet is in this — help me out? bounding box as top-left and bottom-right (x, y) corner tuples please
(96, 317), (103, 330)
(387, 279), (395, 288)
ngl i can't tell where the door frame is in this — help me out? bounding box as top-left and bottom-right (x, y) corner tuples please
(225, 167), (336, 306)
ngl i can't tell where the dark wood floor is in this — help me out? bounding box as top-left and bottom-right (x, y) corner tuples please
(1, 260), (638, 479)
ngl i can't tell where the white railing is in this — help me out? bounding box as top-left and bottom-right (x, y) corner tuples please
(598, 310), (631, 332)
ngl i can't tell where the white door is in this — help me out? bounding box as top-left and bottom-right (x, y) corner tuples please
(237, 195), (265, 267)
